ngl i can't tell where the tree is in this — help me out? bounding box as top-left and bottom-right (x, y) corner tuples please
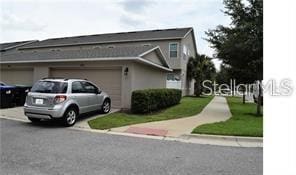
(216, 64), (231, 85)
(187, 54), (216, 97)
(206, 0), (263, 115)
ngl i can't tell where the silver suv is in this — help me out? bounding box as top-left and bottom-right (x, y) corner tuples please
(24, 78), (111, 126)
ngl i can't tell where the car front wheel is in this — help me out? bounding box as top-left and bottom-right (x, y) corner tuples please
(101, 100), (111, 114)
(63, 108), (77, 127)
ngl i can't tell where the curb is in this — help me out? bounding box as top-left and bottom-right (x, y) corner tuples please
(0, 116), (263, 148)
(181, 134), (263, 147)
(182, 133), (263, 142)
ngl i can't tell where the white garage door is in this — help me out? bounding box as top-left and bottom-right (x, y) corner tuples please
(0, 68), (34, 86)
(50, 68), (122, 108)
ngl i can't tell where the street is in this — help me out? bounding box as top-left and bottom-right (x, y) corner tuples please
(0, 118), (262, 175)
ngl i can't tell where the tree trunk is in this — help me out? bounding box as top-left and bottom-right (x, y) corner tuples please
(242, 87), (246, 104)
(256, 81), (262, 116)
(194, 80), (201, 97)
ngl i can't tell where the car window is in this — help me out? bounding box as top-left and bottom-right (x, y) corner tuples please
(81, 82), (98, 93)
(31, 81), (68, 93)
(72, 81), (84, 93)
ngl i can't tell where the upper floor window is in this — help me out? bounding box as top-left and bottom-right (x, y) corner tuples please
(169, 43), (178, 58)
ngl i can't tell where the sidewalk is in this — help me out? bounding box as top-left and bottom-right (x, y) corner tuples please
(111, 96), (232, 137)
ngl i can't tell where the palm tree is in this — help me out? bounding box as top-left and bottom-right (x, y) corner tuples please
(187, 54), (216, 97)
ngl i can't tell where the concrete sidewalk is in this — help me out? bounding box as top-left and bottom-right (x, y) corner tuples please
(111, 96), (232, 137)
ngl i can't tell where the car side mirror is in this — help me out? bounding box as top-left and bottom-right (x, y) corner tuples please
(97, 88), (102, 94)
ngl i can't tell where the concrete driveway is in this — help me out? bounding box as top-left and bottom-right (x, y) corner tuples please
(0, 106), (119, 129)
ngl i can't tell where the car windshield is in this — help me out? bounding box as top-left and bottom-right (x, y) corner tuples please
(31, 81), (68, 93)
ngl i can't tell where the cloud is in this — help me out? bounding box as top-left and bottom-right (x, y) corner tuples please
(0, 0), (231, 69)
(0, 12), (46, 32)
(120, 15), (143, 27)
(120, 0), (152, 13)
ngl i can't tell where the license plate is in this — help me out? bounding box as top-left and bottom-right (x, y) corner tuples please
(35, 99), (44, 104)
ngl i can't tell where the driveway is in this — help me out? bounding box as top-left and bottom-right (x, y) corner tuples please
(0, 106), (119, 129)
(1, 118), (263, 175)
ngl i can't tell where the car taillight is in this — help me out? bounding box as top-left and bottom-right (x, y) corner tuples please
(54, 95), (67, 104)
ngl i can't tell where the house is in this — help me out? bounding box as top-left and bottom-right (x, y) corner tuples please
(0, 27), (197, 109)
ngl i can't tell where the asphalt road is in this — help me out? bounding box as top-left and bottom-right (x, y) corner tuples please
(0, 118), (262, 175)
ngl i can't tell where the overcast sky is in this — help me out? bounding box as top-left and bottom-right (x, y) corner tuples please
(0, 0), (230, 70)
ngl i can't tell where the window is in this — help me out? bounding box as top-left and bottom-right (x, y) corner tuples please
(72, 81), (84, 93)
(183, 45), (187, 55)
(167, 73), (180, 81)
(31, 81), (68, 93)
(81, 82), (98, 94)
(169, 43), (178, 58)
(167, 73), (175, 80)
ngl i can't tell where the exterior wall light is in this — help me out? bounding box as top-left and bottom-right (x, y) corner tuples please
(124, 67), (129, 76)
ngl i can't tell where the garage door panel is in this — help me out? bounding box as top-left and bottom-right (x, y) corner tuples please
(50, 68), (122, 108)
(0, 69), (33, 85)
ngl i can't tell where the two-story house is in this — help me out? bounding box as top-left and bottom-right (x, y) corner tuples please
(0, 27), (197, 109)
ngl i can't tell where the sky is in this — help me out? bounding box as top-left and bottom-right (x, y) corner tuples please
(0, 0), (231, 70)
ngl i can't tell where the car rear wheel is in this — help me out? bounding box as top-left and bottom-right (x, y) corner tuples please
(101, 100), (111, 114)
(28, 117), (41, 123)
(63, 107), (77, 127)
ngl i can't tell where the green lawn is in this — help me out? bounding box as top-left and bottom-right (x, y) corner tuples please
(192, 96), (263, 137)
(88, 96), (214, 130)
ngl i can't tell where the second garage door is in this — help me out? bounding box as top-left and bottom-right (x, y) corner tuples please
(0, 68), (34, 86)
(50, 67), (122, 108)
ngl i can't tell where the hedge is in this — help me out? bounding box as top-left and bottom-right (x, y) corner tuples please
(131, 88), (182, 114)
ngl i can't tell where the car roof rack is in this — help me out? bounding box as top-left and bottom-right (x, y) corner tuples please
(42, 77), (88, 81)
(42, 77), (66, 80)
(63, 78), (88, 81)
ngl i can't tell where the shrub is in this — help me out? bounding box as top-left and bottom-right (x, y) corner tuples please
(131, 88), (182, 114)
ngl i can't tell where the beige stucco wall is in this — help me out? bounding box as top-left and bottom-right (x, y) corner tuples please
(131, 62), (167, 91)
(180, 32), (197, 96)
(142, 50), (163, 66)
(33, 66), (49, 82)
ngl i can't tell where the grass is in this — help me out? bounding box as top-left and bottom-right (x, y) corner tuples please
(88, 96), (214, 130)
(192, 96), (263, 137)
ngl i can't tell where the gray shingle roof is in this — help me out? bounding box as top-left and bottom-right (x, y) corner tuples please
(20, 27), (192, 49)
(0, 45), (156, 62)
(0, 40), (37, 51)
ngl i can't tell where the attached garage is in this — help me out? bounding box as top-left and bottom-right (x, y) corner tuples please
(50, 67), (122, 108)
(0, 68), (33, 86)
(0, 45), (172, 109)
